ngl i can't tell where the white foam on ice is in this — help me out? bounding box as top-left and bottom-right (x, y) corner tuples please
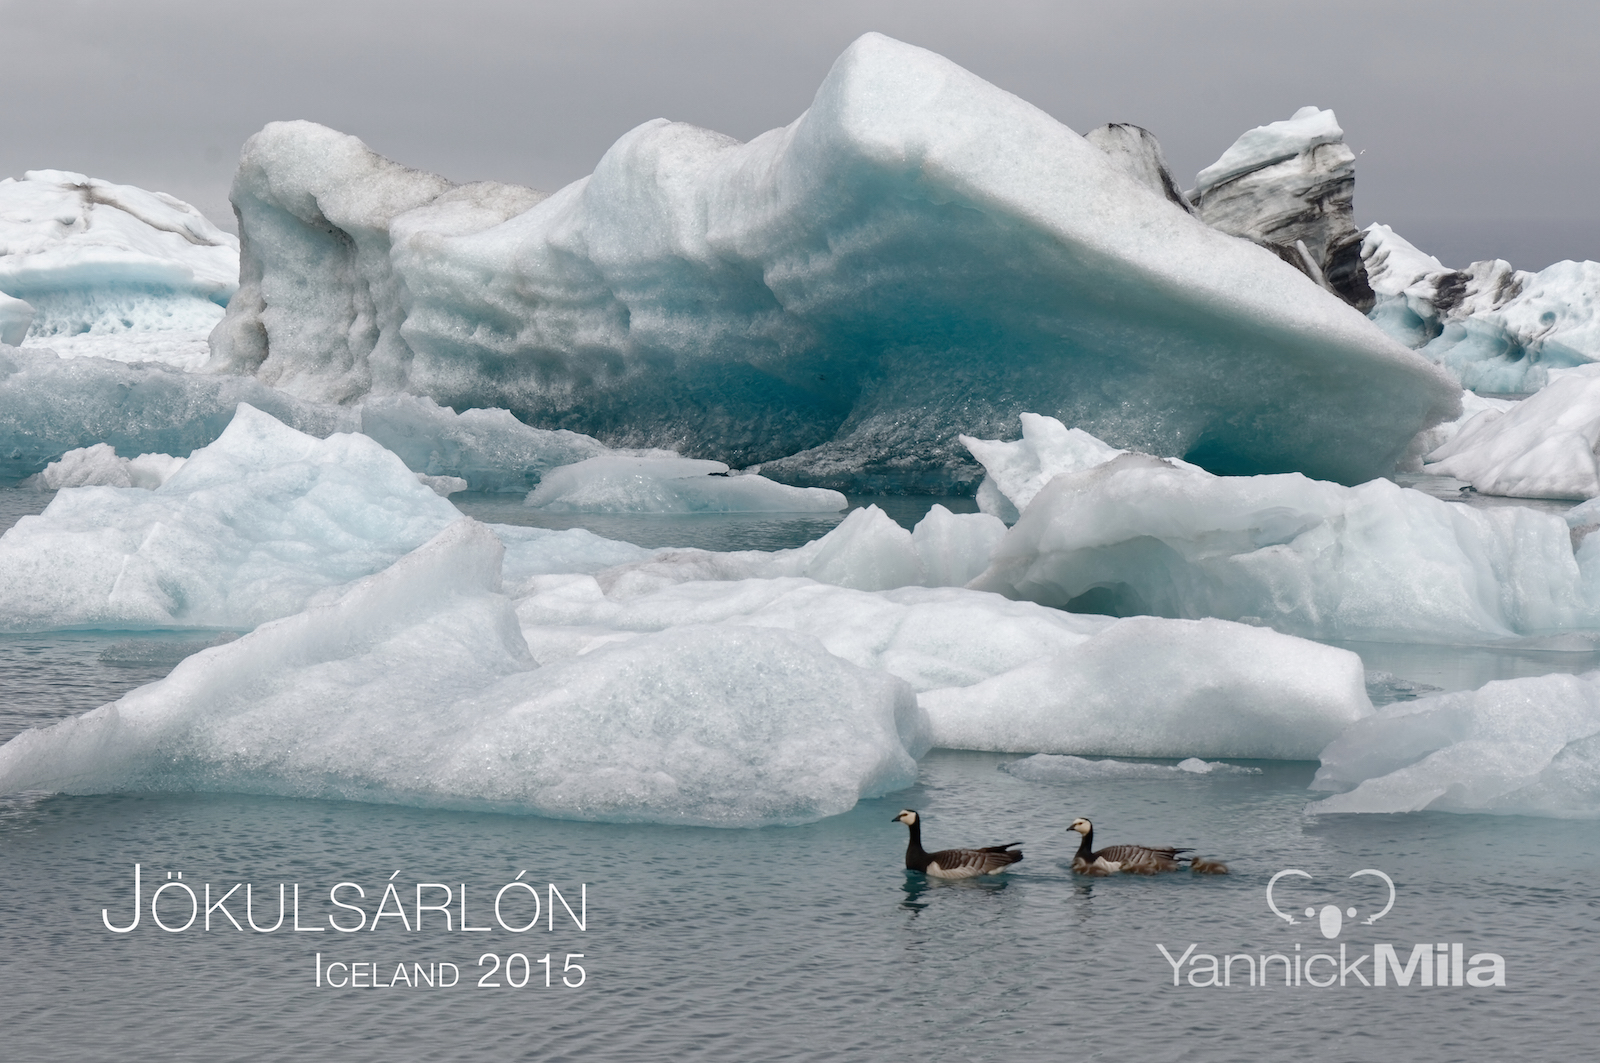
(525, 455), (847, 513)
(971, 441), (1599, 642)
(0, 404), (462, 631)
(0, 520), (928, 826)
(212, 36), (1455, 488)
(1309, 670), (1600, 817)
(920, 616), (1371, 759)
(1001, 753), (1261, 783)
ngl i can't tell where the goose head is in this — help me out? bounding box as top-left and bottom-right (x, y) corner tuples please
(893, 809), (919, 826)
(1068, 817), (1093, 835)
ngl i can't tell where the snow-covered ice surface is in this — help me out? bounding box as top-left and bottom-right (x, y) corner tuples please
(1363, 223), (1600, 393)
(0, 520), (929, 826)
(525, 455), (847, 514)
(1309, 670), (1600, 817)
(1424, 364), (1600, 498)
(211, 34), (1456, 490)
(0, 170), (239, 366)
(971, 447), (1600, 642)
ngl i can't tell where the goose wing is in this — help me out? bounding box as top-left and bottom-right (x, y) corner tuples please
(924, 843), (1023, 879)
(1092, 844), (1192, 873)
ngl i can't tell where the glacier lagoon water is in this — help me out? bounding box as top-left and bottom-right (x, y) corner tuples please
(1, 486), (1597, 1061)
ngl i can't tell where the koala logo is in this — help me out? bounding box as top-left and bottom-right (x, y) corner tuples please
(1267, 869), (1396, 939)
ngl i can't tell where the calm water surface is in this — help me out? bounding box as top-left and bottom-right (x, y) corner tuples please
(1, 485), (1596, 1060)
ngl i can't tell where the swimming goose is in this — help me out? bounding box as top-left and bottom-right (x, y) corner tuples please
(893, 809), (1023, 879)
(1069, 817), (1227, 875)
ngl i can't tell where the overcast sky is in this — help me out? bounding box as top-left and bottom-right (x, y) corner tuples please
(3, 0), (1596, 269)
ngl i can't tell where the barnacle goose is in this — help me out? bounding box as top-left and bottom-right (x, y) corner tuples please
(1069, 817), (1228, 875)
(893, 809), (1023, 879)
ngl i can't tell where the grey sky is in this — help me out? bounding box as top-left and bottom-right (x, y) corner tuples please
(3, 0), (1596, 269)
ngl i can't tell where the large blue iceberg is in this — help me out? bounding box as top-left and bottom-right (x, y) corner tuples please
(209, 33), (1457, 490)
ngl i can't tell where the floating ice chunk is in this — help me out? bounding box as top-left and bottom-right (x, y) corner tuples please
(1399, 389), (1515, 473)
(356, 394), (608, 493)
(971, 444), (1597, 641)
(0, 345), (354, 481)
(920, 616), (1371, 759)
(962, 412), (1129, 520)
(515, 576), (1114, 691)
(1193, 107), (1367, 308)
(495, 524), (659, 590)
(0, 521), (927, 826)
(1308, 670), (1600, 817)
(213, 36), (1455, 489)
(0, 404), (462, 631)
(19, 443), (186, 490)
(1195, 107), (1346, 193)
(1363, 224), (1600, 392)
(592, 503), (998, 597)
(911, 505), (1007, 587)
(525, 455), (847, 513)
(1001, 753), (1261, 782)
(416, 472), (468, 496)
(0, 170), (238, 351)
(0, 293), (33, 346)
(1423, 364), (1600, 498)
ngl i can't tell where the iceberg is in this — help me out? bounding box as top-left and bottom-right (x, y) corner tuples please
(0, 170), (239, 368)
(920, 616), (1371, 759)
(1001, 754), (1260, 782)
(513, 573), (1370, 759)
(210, 34), (1456, 489)
(525, 455), (847, 513)
(0, 520), (928, 826)
(961, 412), (1130, 521)
(1309, 670), (1600, 818)
(590, 504), (1005, 596)
(970, 445), (1598, 642)
(19, 443), (186, 490)
(1363, 224), (1600, 393)
(1192, 107), (1371, 310)
(0, 345), (620, 490)
(0, 404), (462, 631)
(1423, 364), (1600, 498)
(0, 291), (32, 346)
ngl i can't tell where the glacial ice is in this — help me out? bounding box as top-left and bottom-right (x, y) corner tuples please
(0, 404), (463, 631)
(1192, 107), (1370, 309)
(0, 170), (239, 367)
(970, 445), (1599, 641)
(525, 455), (847, 514)
(19, 443), (186, 490)
(961, 413), (1128, 522)
(919, 616), (1371, 759)
(0, 345), (622, 490)
(0, 520), (929, 826)
(1363, 224), (1600, 393)
(0, 291), (32, 346)
(1309, 670), (1600, 817)
(210, 34), (1456, 489)
(1001, 754), (1260, 783)
(1423, 364), (1600, 498)
(512, 573), (1371, 760)
(590, 504), (1006, 596)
